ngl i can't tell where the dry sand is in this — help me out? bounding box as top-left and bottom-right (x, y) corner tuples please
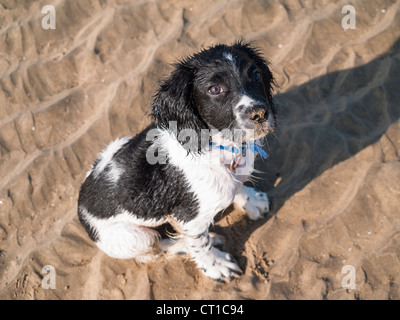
(0, 0), (399, 300)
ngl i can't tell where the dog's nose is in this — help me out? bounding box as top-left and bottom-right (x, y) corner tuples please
(249, 105), (267, 123)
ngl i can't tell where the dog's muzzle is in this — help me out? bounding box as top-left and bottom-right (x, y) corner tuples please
(235, 97), (276, 138)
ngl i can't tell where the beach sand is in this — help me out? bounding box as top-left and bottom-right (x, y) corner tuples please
(0, 0), (399, 299)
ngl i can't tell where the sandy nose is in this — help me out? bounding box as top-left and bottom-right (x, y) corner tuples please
(249, 106), (267, 123)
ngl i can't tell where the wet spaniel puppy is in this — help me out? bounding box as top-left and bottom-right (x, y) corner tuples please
(78, 41), (276, 282)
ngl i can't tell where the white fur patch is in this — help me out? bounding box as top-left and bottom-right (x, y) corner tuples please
(79, 206), (166, 259)
(105, 160), (123, 184)
(234, 95), (255, 110)
(93, 137), (131, 179)
(234, 95), (254, 129)
(85, 166), (93, 179)
(224, 52), (234, 62)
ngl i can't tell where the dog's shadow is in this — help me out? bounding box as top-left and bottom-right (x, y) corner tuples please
(214, 38), (400, 271)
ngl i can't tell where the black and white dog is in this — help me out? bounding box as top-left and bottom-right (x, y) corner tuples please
(78, 41), (276, 282)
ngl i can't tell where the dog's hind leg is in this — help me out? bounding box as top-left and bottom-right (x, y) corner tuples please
(79, 206), (161, 262)
(96, 223), (161, 262)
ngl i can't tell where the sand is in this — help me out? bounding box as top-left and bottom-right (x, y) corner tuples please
(0, 0), (399, 300)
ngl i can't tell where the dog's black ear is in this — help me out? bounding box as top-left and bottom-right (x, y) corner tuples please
(233, 41), (276, 111)
(151, 62), (206, 134)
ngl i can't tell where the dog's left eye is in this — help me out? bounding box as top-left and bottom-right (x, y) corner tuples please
(208, 85), (223, 95)
(253, 71), (261, 82)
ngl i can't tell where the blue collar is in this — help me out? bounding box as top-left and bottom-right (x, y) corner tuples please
(208, 141), (268, 159)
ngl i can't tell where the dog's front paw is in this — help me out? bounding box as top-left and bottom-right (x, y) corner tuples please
(234, 185), (270, 220)
(198, 247), (242, 283)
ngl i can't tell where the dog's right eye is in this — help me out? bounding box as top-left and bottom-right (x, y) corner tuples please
(253, 71), (261, 82)
(208, 85), (223, 95)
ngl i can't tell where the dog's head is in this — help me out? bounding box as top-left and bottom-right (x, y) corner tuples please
(151, 41), (276, 142)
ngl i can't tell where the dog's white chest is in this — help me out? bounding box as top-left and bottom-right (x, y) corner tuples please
(178, 156), (239, 233)
(189, 159), (237, 214)
(159, 130), (239, 219)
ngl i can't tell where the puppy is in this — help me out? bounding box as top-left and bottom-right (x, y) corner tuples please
(78, 41), (276, 282)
